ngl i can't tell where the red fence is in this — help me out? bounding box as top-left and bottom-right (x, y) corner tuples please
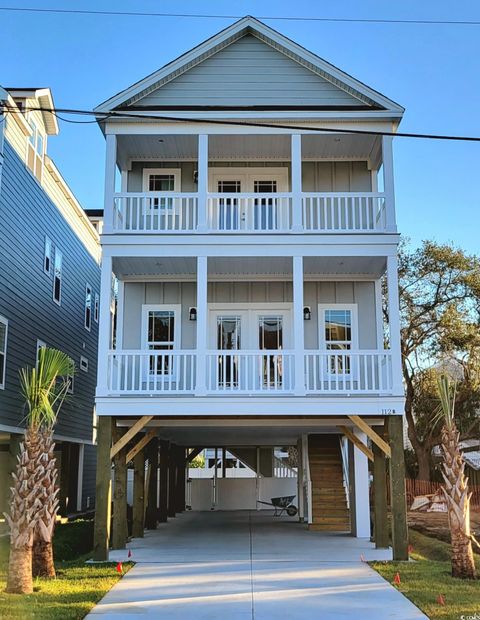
(404, 478), (480, 507)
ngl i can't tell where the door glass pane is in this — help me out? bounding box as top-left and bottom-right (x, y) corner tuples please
(254, 180), (278, 230)
(325, 309), (352, 374)
(148, 310), (174, 374)
(258, 316), (283, 387)
(217, 316), (241, 387)
(217, 180), (241, 230)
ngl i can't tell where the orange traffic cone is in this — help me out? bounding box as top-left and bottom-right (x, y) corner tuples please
(437, 594), (445, 606)
(393, 572), (401, 585)
(116, 562), (123, 574)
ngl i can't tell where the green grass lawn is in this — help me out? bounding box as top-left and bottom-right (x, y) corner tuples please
(0, 523), (133, 620)
(372, 530), (480, 620)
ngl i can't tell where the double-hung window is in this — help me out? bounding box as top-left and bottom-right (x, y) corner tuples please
(94, 293), (99, 323)
(53, 248), (63, 305)
(319, 305), (358, 375)
(44, 237), (52, 274)
(27, 117), (45, 181)
(0, 316), (8, 389)
(142, 305), (180, 377)
(143, 169), (180, 213)
(85, 284), (92, 331)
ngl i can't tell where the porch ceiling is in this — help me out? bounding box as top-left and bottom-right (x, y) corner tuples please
(116, 133), (379, 168)
(112, 255), (386, 279)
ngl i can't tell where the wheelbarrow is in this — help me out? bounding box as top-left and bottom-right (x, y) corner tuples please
(257, 495), (298, 517)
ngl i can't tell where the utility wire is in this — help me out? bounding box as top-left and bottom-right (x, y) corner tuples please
(2, 103), (480, 143)
(0, 6), (480, 26)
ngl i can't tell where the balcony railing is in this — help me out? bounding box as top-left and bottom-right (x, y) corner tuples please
(106, 349), (393, 395)
(110, 192), (388, 234)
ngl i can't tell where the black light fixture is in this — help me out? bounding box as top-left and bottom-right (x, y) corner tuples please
(303, 306), (311, 321)
(189, 307), (197, 321)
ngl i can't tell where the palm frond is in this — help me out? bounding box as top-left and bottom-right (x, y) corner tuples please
(434, 372), (456, 430)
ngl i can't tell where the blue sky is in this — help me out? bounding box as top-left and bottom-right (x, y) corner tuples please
(2, 0), (479, 253)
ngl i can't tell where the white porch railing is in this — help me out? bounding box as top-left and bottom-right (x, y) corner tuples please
(107, 350), (197, 394)
(110, 191), (388, 233)
(207, 194), (292, 232)
(302, 192), (386, 232)
(105, 350), (393, 395)
(205, 350), (295, 393)
(304, 350), (393, 394)
(113, 193), (198, 232)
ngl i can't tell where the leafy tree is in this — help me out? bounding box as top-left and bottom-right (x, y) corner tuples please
(390, 241), (480, 480)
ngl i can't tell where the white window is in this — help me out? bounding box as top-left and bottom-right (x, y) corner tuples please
(94, 293), (99, 323)
(142, 168), (181, 212)
(84, 284), (92, 331)
(53, 248), (62, 305)
(318, 304), (358, 375)
(36, 339), (47, 368)
(0, 316), (8, 389)
(27, 117), (45, 181)
(141, 304), (181, 376)
(44, 237), (52, 274)
(67, 373), (74, 394)
(80, 356), (89, 372)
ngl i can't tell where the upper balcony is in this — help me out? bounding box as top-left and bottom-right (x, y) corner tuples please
(102, 131), (397, 239)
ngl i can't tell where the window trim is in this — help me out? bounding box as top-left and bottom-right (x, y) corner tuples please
(318, 304), (359, 351)
(0, 315), (8, 390)
(85, 284), (92, 331)
(142, 168), (181, 193)
(53, 248), (63, 305)
(94, 293), (99, 323)
(80, 356), (89, 372)
(44, 237), (52, 274)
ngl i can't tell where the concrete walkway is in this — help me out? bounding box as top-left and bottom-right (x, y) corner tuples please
(88, 511), (427, 619)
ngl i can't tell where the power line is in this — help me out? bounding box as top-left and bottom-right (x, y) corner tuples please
(1, 6), (480, 26)
(2, 103), (480, 142)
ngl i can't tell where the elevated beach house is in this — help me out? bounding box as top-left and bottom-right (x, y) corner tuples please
(0, 87), (101, 516)
(92, 17), (407, 559)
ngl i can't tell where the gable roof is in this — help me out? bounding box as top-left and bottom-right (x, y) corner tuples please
(6, 88), (59, 135)
(95, 16), (403, 116)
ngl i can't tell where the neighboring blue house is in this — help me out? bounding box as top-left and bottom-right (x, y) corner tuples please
(0, 87), (101, 515)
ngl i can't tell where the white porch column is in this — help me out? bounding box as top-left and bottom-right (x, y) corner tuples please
(297, 438), (305, 522)
(293, 256), (306, 395)
(291, 134), (303, 232)
(374, 278), (384, 349)
(96, 253), (113, 395)
(103, 134), (117, 234)
(382, 135), (397, 232)
(352, 429), (371, 538)
(387, 254), (403, 396)
(195, 256), (208, 395)
(197, 134), (209, 232)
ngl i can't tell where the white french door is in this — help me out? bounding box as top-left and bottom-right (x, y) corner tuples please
(208, 306), (292, 391)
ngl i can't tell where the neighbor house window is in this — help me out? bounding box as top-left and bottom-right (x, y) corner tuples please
(80, 356), (88, 372)
(0, 316), (8, 389)
(142, 305), (180, 376)
(94, 293), (99, 323)
(85, 284), (92, 331)
(319, 305), (358, 375)
(53, 248), (63, 304)
(27, 117), (45, 181)
(44, 237), (52, 274)
(36, 339), (47, 368)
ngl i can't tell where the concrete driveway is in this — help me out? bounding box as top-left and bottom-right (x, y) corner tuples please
(88, 511), (426, 619)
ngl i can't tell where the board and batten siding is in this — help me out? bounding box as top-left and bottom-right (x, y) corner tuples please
(0, 140), (100, 442)
(121, 280), (378, 350)
(138, 34), (365, 107)
(127, 161), (372, 192)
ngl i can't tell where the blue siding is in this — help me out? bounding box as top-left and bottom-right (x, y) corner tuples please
(0, 140), (100, 443)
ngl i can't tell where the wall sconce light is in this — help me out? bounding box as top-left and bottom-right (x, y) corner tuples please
(189, 307), (197, 321)
(303, 306), (311, 321)
(193, 170), (198, 184)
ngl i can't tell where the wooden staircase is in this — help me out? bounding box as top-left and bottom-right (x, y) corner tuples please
(308, 434), (351, 532)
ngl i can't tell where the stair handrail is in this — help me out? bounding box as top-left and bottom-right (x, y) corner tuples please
(339, 435), (350, 510)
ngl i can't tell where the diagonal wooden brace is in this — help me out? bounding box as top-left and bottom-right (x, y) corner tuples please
(126, 429), (156, 463)
(348, 415), (391, 458)
(338, 425), (374, 462)
(110, 415), (154, 459)
(187, 447), (203, 462)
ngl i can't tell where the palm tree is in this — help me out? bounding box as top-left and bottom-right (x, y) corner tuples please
(4, 348), (74, 592)
(436, 373), (477, 579)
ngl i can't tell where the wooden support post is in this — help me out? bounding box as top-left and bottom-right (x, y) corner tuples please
(372, 441), (389, 548)
(388, 416), (408, 560)
(158, 440), (169, 522)
(110, 415), (153, 459)
(176, 447), (186, 513)
(145, 438), (158, 530)
(168, 444), (177, 518)
(132, 450), (145, 538)
(112, 425), (128, 549)
(93, 417), (113, 561)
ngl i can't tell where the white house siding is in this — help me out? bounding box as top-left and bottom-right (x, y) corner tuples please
(121, 280), (378, 350)
(127, 160), (372, 192)
(137, 35), (365, 108)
